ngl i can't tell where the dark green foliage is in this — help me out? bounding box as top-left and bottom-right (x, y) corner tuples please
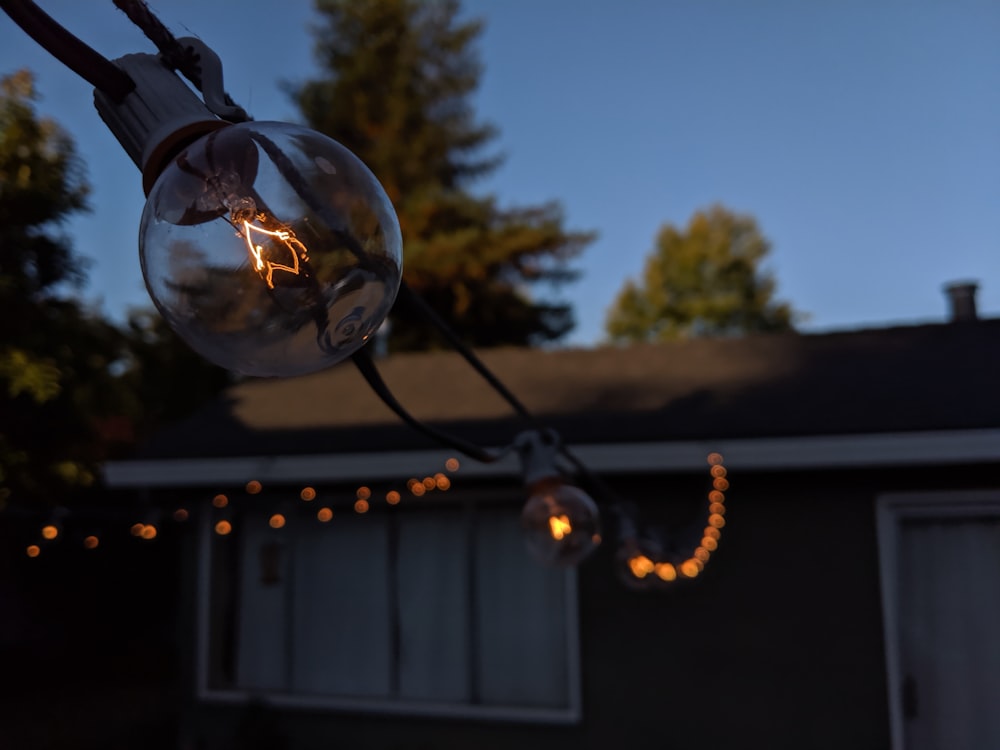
(291, 0), (593, 349)
(0, 70), (236, 509)
(0, 71), (88, 301)
(117, 309), (234, 437)
(0, 70), (128, 505)
(606, 205), (802, 342)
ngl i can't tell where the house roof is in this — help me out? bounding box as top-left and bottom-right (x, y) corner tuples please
(139, 318), (1000, 461)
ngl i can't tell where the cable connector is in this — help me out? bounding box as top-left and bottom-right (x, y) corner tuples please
(514, 429), (563, 487)
(94, 53), (228, 193)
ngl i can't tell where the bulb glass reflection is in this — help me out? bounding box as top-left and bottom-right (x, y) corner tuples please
(140, 121), (403, 377)
(521, 482), (601, 566)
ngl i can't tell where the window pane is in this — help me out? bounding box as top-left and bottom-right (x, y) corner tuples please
(235, 513), (290, 691)
(475, 508), (570, 708)
(397, 511), (471, 702)
(219, 503), (579, 716)
(291, 515), (392, 697)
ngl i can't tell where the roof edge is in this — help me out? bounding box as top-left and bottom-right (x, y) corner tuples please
(104, 428), (1000, 488)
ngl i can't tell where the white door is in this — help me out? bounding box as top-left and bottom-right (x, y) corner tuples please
(879, 492), (1000, 750)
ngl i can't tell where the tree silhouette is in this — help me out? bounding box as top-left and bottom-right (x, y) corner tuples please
(606, 205), (802, 342)
(291, 0), (593, 349)
(0, 70), (129, 506)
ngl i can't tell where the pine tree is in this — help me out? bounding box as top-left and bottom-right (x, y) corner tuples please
(606, 205), (802, 342)
(291, 0), (593, 350)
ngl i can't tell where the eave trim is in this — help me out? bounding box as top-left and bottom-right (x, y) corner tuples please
(103, 428), (1000, 488)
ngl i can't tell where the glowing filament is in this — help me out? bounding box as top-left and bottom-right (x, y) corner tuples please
(549, 514), (573, 540)
(242, 220), (310, 288)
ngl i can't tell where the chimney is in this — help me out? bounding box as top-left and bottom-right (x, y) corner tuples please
(943, 281), (979, 322)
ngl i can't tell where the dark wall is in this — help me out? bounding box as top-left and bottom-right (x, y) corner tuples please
(185, 464), (996, 750)
(0, 498), (186, 750)
(576, 470), (891, 749)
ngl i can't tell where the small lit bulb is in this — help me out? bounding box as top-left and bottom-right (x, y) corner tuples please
(515, 430), (601, 567)
(615, 535), (664, 591)
(521, 483), (601, 566)
(139, 121), (402, 376)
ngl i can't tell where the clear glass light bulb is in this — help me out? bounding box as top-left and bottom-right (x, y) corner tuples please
(140, 121), (402, 377)
(521, 482), (601, 566)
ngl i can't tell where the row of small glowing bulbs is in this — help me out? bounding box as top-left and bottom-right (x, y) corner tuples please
(625, 452), (728, 582)
(24, 458), (462, 557)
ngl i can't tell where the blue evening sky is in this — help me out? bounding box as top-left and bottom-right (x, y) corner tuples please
(2, 1), (998, 346)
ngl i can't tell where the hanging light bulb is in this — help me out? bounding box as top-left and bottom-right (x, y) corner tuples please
(94, 46), (402, 376)
(139, 122), (401, 376)
(516, 431), (601, 566)
(613, 511), (665, 591)
(615, 538), (682, 591)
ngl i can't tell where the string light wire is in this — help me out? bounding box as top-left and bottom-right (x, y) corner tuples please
(0, 0), (134, 100)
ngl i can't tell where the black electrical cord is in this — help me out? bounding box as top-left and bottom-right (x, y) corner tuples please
(0, 0), (135, 101)
(355, 296), (630, 509)
(112, 0), (191, 73)
(392, 282), (627, 503)
(393, 283), (535, 421)
(112, 0), (247, 118)
(351, 348), (505, 465)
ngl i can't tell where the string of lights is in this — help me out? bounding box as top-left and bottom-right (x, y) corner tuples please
(618, 453), (729, 588)
(1, 0), (730, 584)
(18, 451), (731, 588)
(17, 456), (466, 557)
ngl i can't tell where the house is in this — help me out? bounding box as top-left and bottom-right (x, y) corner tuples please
(105, 307), (1000, 750)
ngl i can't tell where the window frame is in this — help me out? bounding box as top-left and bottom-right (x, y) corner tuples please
(876, 488), (1000, 750)
(194, 490), (584, 724)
